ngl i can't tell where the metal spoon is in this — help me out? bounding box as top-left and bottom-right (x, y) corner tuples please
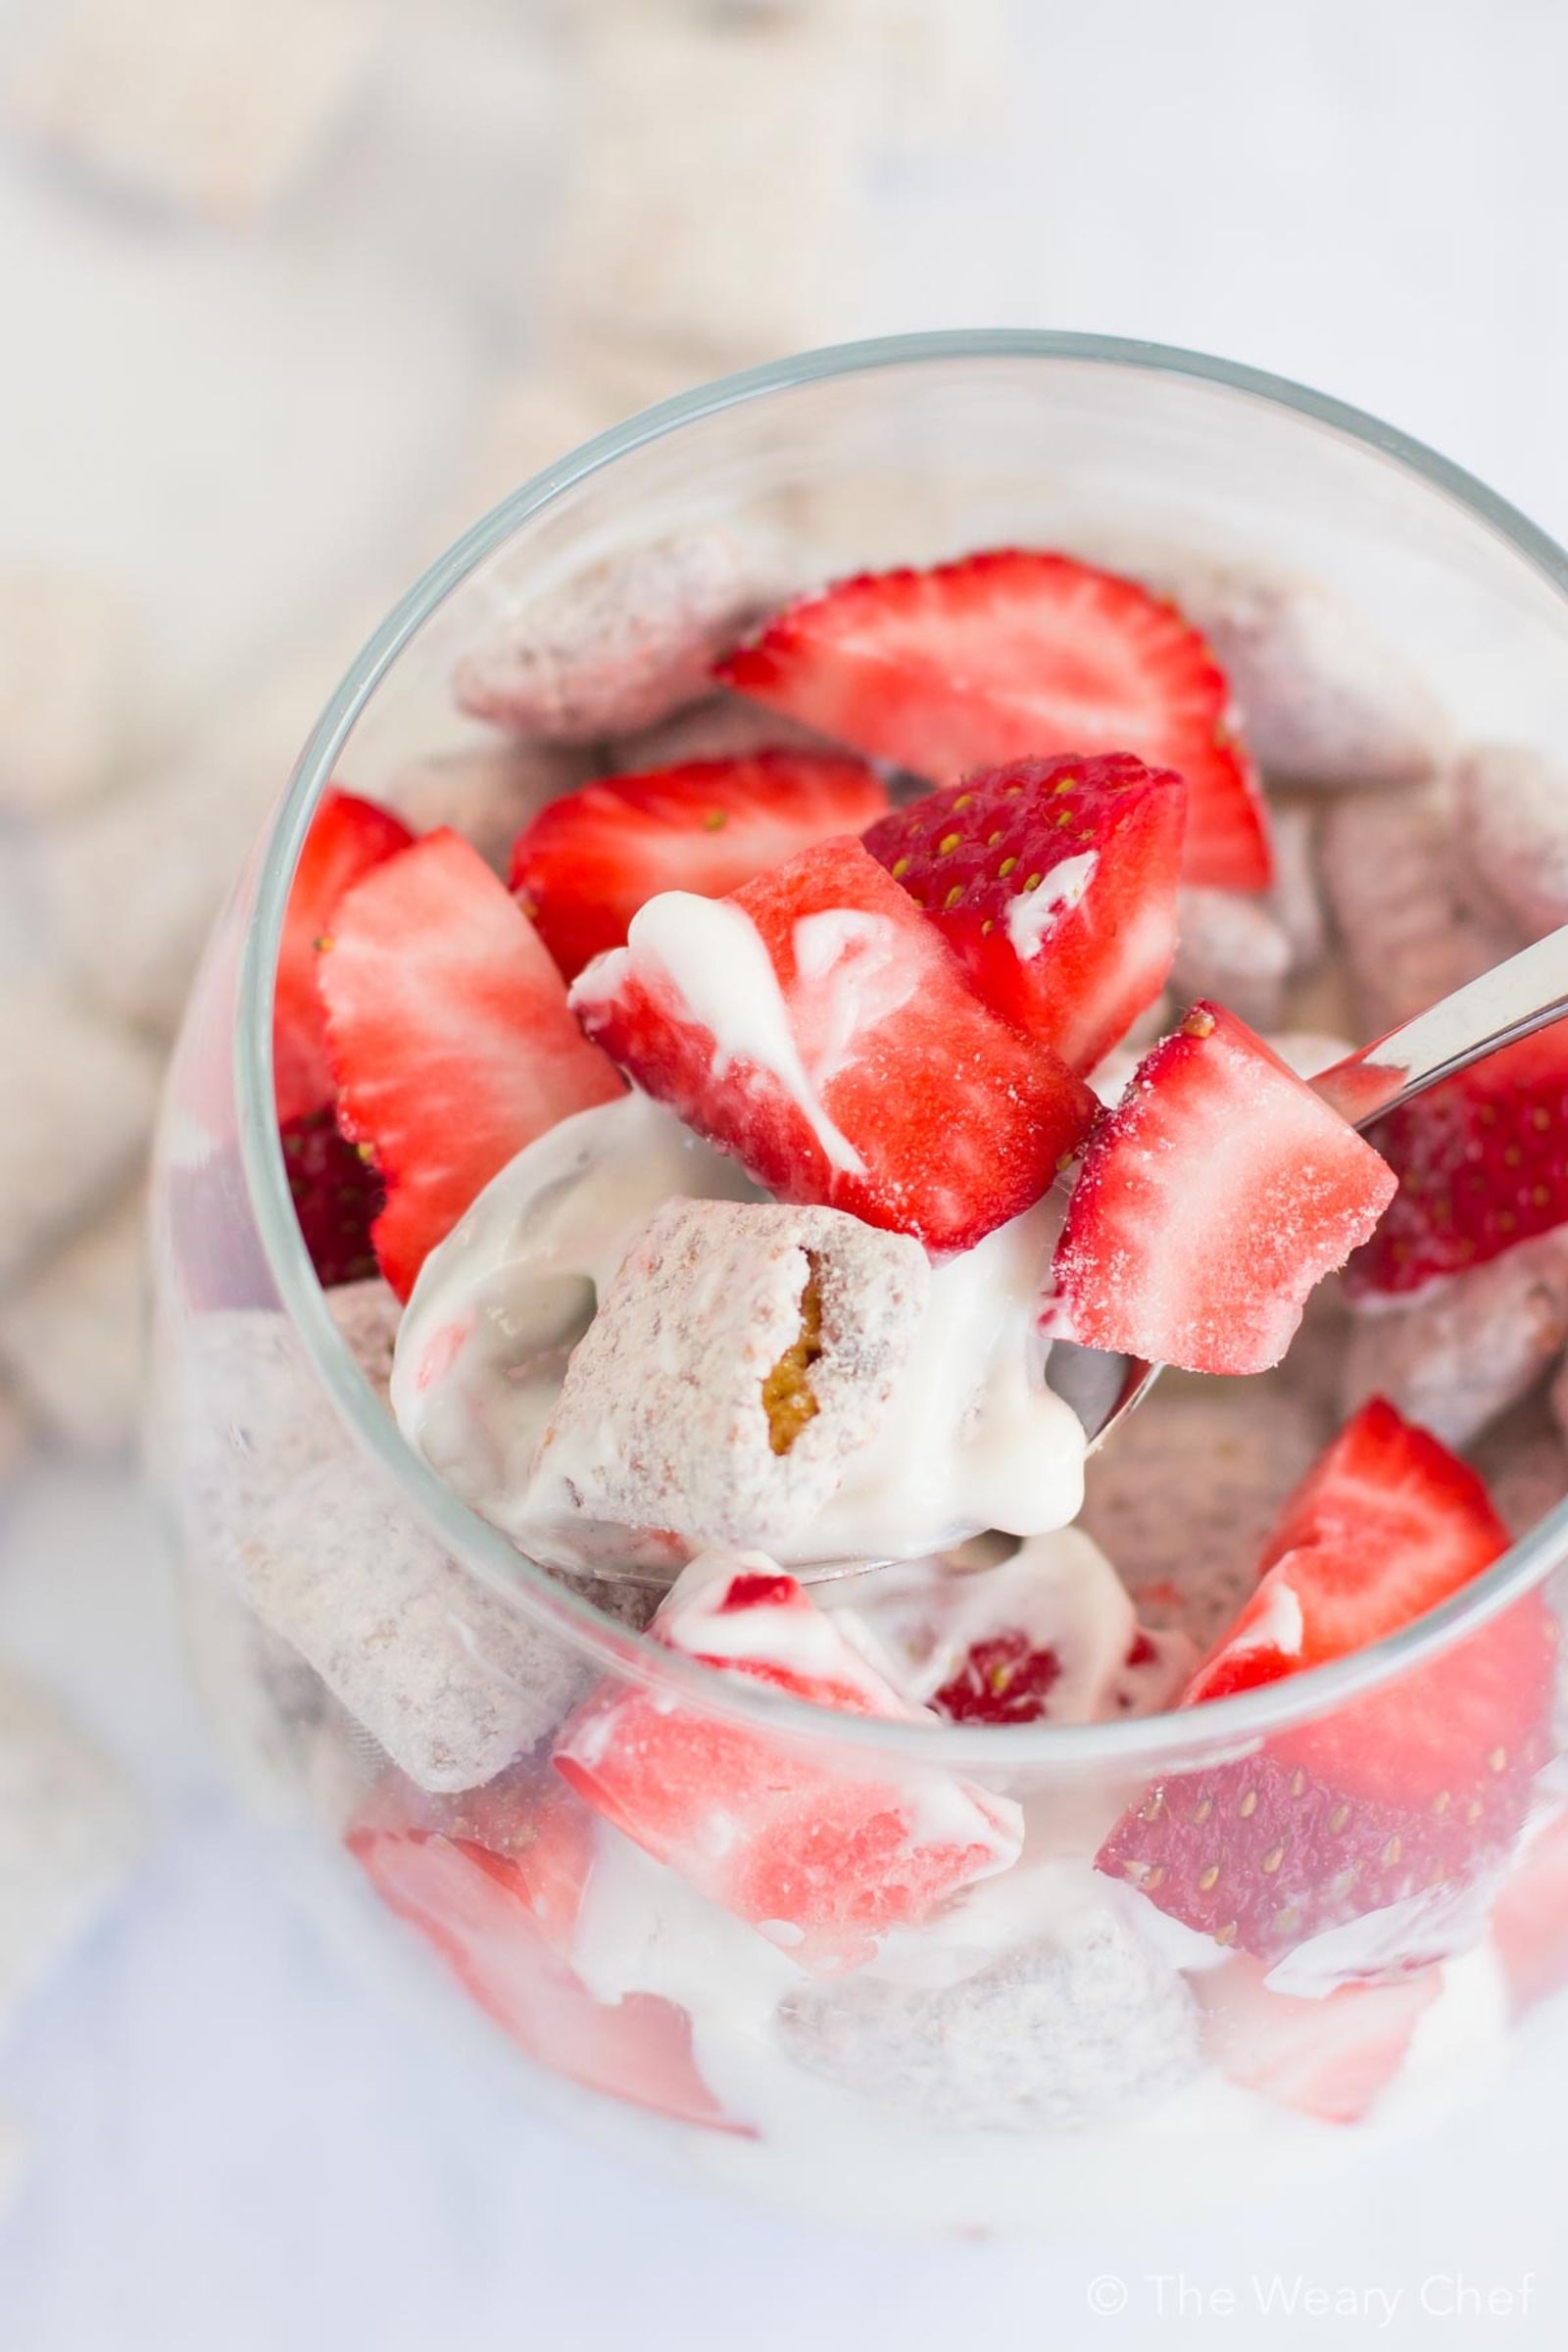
(1044, 921), (1568, 1454)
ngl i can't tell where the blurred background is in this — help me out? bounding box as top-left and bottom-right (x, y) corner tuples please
(2, 2), (1568, 2345)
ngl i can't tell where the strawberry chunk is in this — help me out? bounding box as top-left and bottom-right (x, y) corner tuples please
(1197, 1959), (1441, 2125)
(1491, 1812), (1568, 2017)
(319, 829), (623, 1300)
(509, 750), (889, 981)
(1098, 1400), (1556, 1974)
(716, 550), (1273, 890)
(1049, 1004), (1397, 1374)
(570, 836), (1096, 1255)
(553, 1556), (1023, 1977)
(348, 1762), (739, 2132)
(1345, 1020), (1568, 1299)
(272, 787), (415, 1123)
(279, 1104), (382, 1288)
(862, 751), (1186, 1073)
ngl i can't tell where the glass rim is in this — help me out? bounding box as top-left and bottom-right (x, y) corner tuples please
(234, 325), (1568, 1772)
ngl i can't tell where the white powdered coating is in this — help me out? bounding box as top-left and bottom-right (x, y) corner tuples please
(0, 1188), (145, 1452)
(605, 694), (838, 774)
(0, 986), (160, 1290)
(1158, 560), (1448, 791)
(1079, 1381), (1330, 1648)
(1470, 1399), (1568, 1540)
(455, 531), (782, 743)
(1171, 886), (1293, 1030)
(838, 1530), (1195, 1723)
(394, 1094), (759, 1538)
(525, 1199), (929, 1569)
(1004, 851), (1099, 960)
(0, 567), (140, 813)
(1343, 1232), (1568, 1447)
(0, 1661), (145, 2022)
(238, 1452), (588, 1794)
(7, 0), (377, 223)
(321, 1278), (402, 1408)
(400, 1097), (1086, 1575)
(776, 1884), (1201, 2132)
(382, 743), (595, 875)
(1320, 782), (1519, 1037)
(1264, 805), (1328, 971)
(1457, 742), (1568, 942)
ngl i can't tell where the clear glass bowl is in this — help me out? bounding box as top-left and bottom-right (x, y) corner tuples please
(147, 331), (1568, 2237)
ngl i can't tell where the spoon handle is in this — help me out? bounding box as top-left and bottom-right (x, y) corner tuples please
(1311, 922), (1568, 1131)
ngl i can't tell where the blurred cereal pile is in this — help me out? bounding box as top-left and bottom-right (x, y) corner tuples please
(0, 0), (1000, 2173)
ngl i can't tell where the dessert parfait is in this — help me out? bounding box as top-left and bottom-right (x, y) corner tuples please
(151, 343), (1568, 2235)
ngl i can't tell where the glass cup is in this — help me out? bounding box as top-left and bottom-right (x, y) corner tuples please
(147, 332), (1568, 2237)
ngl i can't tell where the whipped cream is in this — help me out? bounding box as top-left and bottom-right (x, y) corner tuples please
(393, 1092), (1088, 1575)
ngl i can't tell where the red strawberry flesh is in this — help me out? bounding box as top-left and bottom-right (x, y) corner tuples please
(272, 786), (415, 1123)
(553, 1562), (1022, 1977)
(717, 549), (1273, 890)
(509, 749), (889, 981)
(1049, 1003), (1397, 1374)
(1197, 1958), (1441, 2124)
(319, 827), (623, 1300)
(278, 1104), (383, 1288)
(570, 835), (1096, 1255)
(862, 751), (1186, 1074)
(1345, 1018), (1568, 1298)
(931, 1632), (1062, 1726)
(1097, 1400), (1555, 1972)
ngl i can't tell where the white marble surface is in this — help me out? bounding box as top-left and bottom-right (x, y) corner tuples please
(7, 0), (1568, 2343)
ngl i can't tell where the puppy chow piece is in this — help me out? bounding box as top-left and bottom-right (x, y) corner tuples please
(0, 1190), (145, 1453)
(1457, 743), (1568, 942)
(0, 987), (159, 1290)
(0, 1385), (31, 1487)
(239, 1455), (589, 1793)
(180, 1570), (369, 1831)
(7, 0), (377, 222)
(1470, 1401), (1568, 1542)
(0, 568), (140, 815)
(323, 1278), (402, 1409)
(527, 1199), (929, 1568)
(0, 1662), (145, 2020)
(455, 530), (786, 745)
(777, 1894), (1200, 2131)
(457, 342), (702, 526)
(1343, 1233), (1568, 1448)
(1263, 805), (1327, 972)
(1320, 784), (1517, 1036)
(379, 743), (592, 876)
(552, 10), (858, 366)
(1170, 886), (1292, 1030)
(605, 693), (839, 775)
(1166, 563), (1448, 791)
(1078, 1382), (1329, 1650)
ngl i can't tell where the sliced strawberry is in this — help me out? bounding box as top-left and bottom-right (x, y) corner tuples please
(931, 1633), (1063, 1725)
(717, 550), (1273, 890)
(1344, 1019), (1568, 1299)
(347, 1762), (740, 2133)
(553, 1557), (1023, 1978)
(319, 828), (623, 1300)
(279, 1104), (382, 1287)
(1048, 1004), (1396, 1374)
(1491, 1812), (1568, 2017)
(509, 750), (889, 982)
(1098, 1400), (1555, 1972)
(570, 836), (1095, 1255)
(1197, 1959), (1441, 2125)
(861, 752), (1185, 1074)
(272, 787), (415, 1123)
